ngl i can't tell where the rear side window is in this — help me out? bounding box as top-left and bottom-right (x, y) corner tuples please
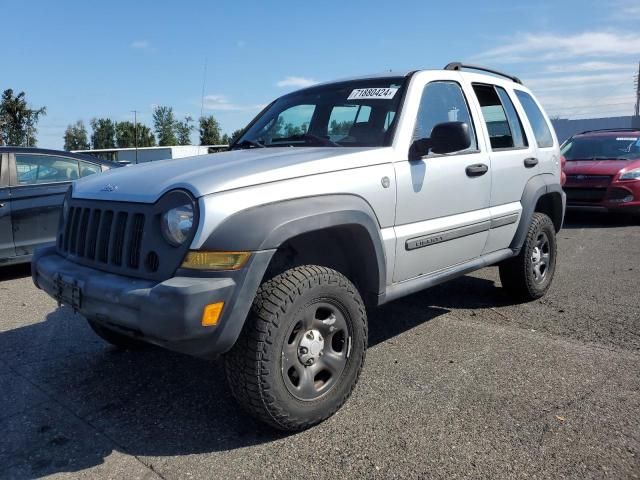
(412, 81), (477, 153)
(472, 84), (527, 150)
(515, 90), (554, 148)
(15, 154), (80, 185)
(496, 88), (528, 148)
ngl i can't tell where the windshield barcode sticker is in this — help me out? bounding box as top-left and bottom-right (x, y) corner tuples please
(348, 88), (398, 100)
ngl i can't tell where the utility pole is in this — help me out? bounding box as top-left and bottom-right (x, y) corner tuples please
(131, 110), (138, 164)
(634, 61), (639, 117)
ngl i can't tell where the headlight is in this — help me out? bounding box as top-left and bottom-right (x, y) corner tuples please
(620, 168), (640, 180)
(161, 203), (194, 246)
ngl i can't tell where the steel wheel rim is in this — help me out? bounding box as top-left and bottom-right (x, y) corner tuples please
(281, 300), (352, 401)
(531, 232), (551, 284)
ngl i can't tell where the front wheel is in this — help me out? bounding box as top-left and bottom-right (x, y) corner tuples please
(499, 212), (558, 301)
(224, 266), (367, 431)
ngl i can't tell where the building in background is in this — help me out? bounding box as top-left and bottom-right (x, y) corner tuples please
(551, 116), (638, 144)
(72, 145), (227, 163)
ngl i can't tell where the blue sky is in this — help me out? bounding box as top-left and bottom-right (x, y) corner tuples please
(3, 0), (640, 149)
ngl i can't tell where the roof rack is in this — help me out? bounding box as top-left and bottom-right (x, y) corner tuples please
(444, 62), (523, 85)
(578, 128), (640, 135)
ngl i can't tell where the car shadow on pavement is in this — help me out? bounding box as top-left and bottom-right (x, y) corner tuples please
(1, 274), (508, 478)
(563, 210), (638, 229)
(0, 263), (31, 282)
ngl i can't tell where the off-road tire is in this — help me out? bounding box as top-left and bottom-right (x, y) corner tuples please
(87, 319), (147, 350)
(499, 212), (557, 301)
(224, 265), (367, 431)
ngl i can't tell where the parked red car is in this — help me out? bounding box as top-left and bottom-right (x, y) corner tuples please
(561, 128), (640, 216)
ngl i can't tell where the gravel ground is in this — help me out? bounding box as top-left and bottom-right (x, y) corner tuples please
(0, 211), (638, 479)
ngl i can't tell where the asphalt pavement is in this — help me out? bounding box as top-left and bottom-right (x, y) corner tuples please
(0, 211), (638, 479)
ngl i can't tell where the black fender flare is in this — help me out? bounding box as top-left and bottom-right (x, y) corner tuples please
(510, 174), (566, 254)
(201, 194), (387, 295)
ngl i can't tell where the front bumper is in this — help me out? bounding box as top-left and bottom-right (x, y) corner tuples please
(564, 182), (640, 214)
(32, 246), (274, 358)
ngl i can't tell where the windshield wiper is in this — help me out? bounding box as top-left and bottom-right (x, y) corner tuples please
(231, 139), (265, 150)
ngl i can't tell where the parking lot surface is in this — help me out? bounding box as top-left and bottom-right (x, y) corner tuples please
(1, 212), (638, 479)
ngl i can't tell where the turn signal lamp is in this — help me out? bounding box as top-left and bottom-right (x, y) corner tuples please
(181, 251), (251, 271)
(202, 302), (224, 326)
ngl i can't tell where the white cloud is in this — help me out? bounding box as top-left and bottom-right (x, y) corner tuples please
(543, 61), (637, 74)
(609, 1), (640, 20)
(276, 76), (318, 88)
(202, 94), (264, 112)
(130, 40), (151, 50)
(473, 32), (640, 64)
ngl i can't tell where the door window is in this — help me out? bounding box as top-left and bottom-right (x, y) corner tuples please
(79, 161), (100, 177)
(514, 90), (554, 148)
(473, 84), (528, 150)
(412, 81), (477, 153)
(16, 154), (80, 185)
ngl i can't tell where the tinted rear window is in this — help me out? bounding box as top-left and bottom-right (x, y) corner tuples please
(515, 90), (554, 148)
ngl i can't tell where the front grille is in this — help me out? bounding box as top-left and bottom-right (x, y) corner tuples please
(566, 174), (612, 182)
(56, 192), (197, 281)
(564, 187), (607, 203)
(59, 206), (146, 272)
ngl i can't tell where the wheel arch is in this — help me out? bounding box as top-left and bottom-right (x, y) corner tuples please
(201, 195), (387, 305)
(510, 175), (566, 254)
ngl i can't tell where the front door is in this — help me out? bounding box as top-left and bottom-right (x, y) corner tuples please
(0, 154), (15, 261)
(10, 153), (76, 256)
(393, 79), (491, 282)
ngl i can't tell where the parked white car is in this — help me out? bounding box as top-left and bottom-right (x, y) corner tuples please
(33, 63), (565, 430)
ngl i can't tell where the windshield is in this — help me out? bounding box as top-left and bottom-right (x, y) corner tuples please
(234, 77), (407, 149)
(562, 135), (640, 161)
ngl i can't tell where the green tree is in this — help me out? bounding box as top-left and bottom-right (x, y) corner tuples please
(221, 133), (230, 145)
(230, 128), (244, 144)
(153, 106), (177, 146)
(175, 115), (193, 145)
(115, 121), (155, 148)
(0, 89), (46, 146)
(63, 120), (90, 150)
(199, 115), (221, 145)
(90, 118), (116, 149)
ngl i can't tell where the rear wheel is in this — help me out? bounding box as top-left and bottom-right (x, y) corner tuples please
(87, 319), (146, 350)
(224, 265), (367, 431)
(499, 212), (557, 301)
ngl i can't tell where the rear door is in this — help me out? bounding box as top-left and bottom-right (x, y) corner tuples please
(9, 152), (77, 256)
(0, 153), (15, 260)
(469, 82), (539, 254)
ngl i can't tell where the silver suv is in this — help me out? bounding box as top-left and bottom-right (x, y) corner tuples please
(33, 63), (565, 430)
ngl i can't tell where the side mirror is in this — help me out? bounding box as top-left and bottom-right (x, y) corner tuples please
(409, 121), (471, 159)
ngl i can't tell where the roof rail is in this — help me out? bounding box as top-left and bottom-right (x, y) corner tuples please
(444, 62), (523, 85)
(578, 128), (640, 135)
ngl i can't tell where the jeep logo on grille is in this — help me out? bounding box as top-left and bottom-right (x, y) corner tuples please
(101, 184), (118, 192)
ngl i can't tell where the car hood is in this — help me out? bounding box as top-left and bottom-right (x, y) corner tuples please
(72, 147), (388, 202)
(564, 158), (640, 176)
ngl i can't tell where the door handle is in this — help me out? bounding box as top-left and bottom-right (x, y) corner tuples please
(465, 163), (489, 177)
(524, 157), (538, 168)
